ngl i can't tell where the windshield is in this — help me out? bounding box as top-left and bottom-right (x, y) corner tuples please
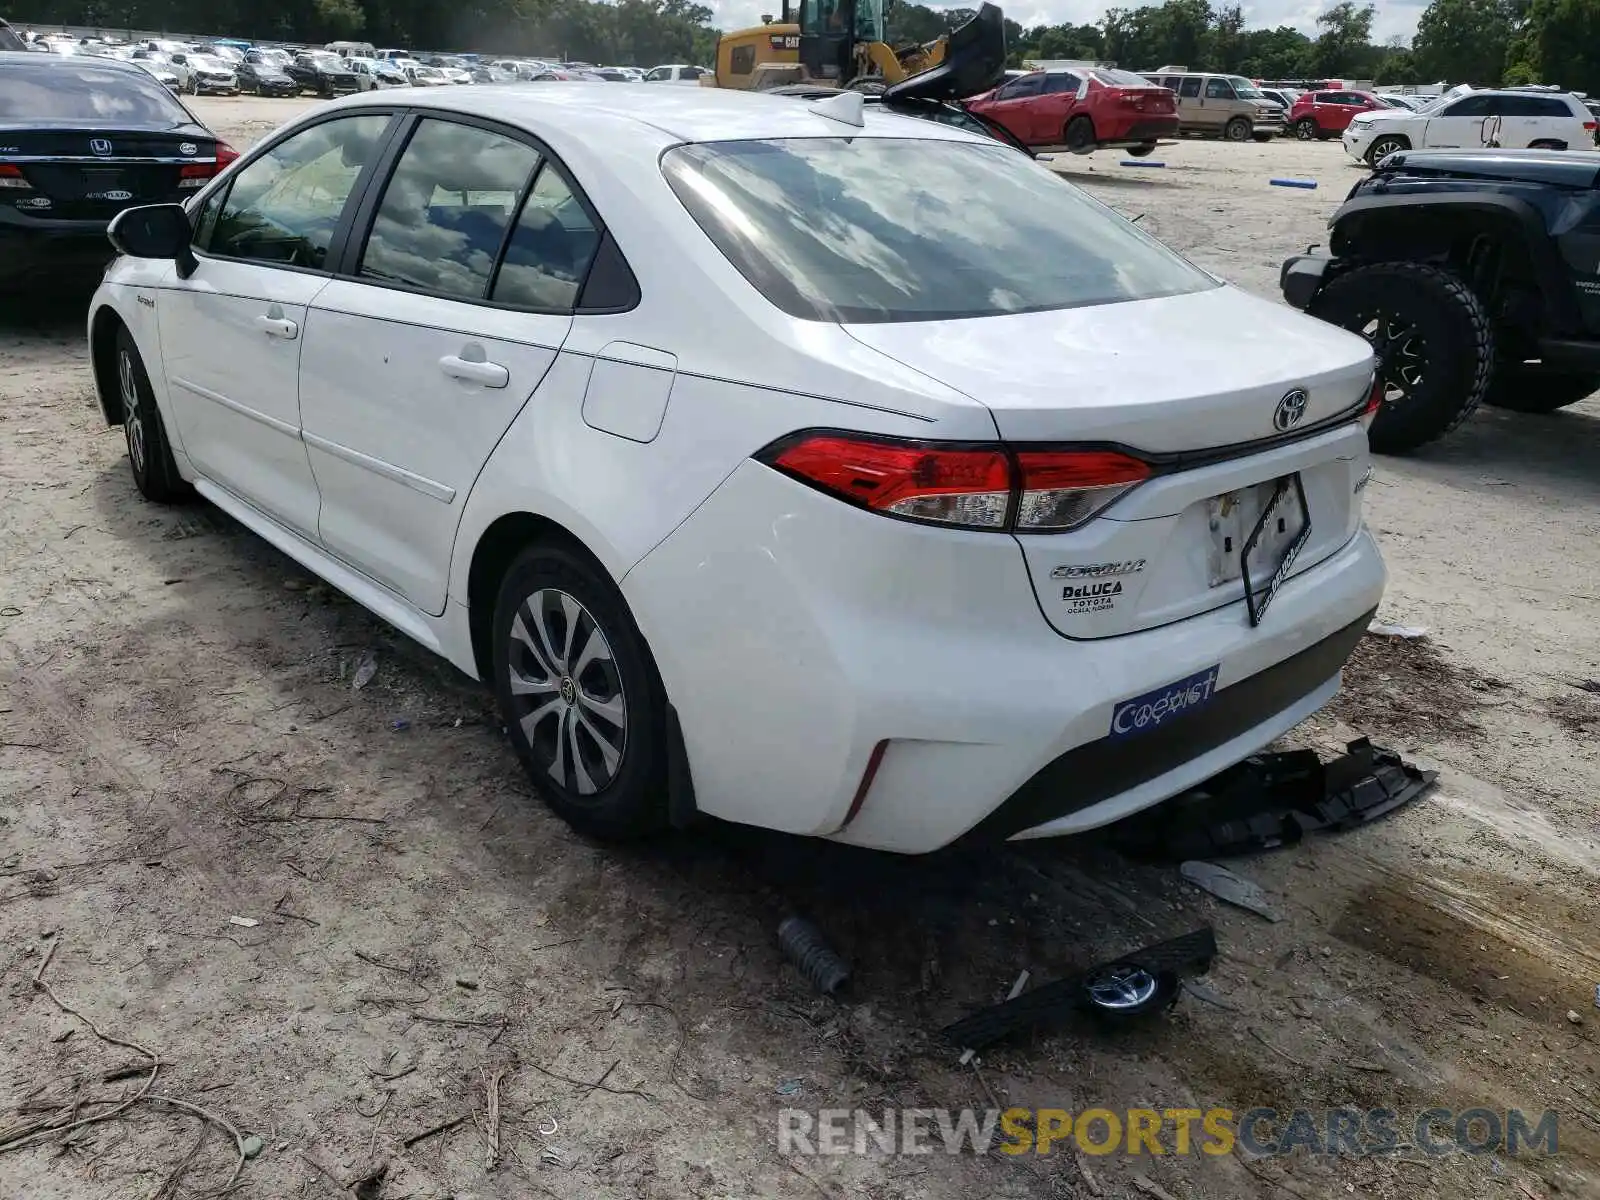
(1227, 76), (1264, 99)
(310, 52), (342, 68)
(0, 60), (195, 122)
(664, 137), (1215, 323)
(190, 55), (226, 70)
(1415, 93), (1452, 113)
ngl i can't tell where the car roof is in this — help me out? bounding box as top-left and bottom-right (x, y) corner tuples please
(319, 81), (992, 148)
(0, 48), (147, 76)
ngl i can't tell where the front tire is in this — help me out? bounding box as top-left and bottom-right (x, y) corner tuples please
(1366, 134), (1409, 165)
(1223, 116), (1251, 142)
(1065, 115), (1096, 154)
(1293, 117), (1317, 140)
(1484, 361), (1600, 412)
(1307, 262), (1493, 454)
(115, 327), (191, 503)
(492, 543), (668, 839)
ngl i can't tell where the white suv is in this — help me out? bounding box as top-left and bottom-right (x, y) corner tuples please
(1344, 88), (1597, 165)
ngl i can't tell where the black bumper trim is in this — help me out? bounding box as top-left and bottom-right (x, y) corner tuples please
(956, 608), (1375, 846)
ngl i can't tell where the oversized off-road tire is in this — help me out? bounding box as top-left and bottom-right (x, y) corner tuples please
(1307, 262), (1493, 454)
(115, 326), (191, 503)
(492, 542), (669, 839)
(1366, 133), (1409, 165)
(1484, 361), (1600, 413)
(1065, 115), (1096, 154)
(1223, 116), (1251, 142)
(1125, 141), (1157, 157)
(1293, 117), (1317, 140)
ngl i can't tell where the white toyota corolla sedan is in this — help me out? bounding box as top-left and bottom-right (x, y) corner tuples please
(86, 82), (1386, 854)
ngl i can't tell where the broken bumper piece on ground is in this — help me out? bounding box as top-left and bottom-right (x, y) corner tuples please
(942, 927), (1218, 1050)
(1115, 738), (1437, 862)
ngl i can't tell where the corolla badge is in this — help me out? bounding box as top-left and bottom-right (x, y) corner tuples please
(1273, 388), (1309, 431)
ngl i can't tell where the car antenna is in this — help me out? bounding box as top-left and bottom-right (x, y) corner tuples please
(809, 90), (865, 128)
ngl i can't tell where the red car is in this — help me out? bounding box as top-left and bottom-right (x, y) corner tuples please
(966, 67), (1179, 156)
(1287, 90), (1387, 140)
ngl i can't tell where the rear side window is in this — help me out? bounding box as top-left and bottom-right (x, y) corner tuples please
(1042, 73), (1079, 95)
(361, 119), (541, 301)
(491, 164), (601, 310)
(663, 137), (1216, 323)
(1178, 77), (1201, 98)
(0, 60), (193, 122)
(209, 114), (389, 269)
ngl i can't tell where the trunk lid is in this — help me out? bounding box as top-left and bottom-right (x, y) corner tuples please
(0, 125), (216, 220)
(844, 285), (1376, 639)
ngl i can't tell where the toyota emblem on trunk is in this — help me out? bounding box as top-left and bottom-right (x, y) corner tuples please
(89, 138), (112, 156)
(179, 142), (198, 156)
(1274, 389), (1308, 431)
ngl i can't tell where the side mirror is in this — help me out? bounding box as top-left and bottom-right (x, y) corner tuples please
(107, 203), (197, 277)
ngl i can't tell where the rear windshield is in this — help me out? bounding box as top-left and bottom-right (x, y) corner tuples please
(1090, 68), (1160, 88)
(0, 60), (194, 123)
(662, 137), (1215, 324)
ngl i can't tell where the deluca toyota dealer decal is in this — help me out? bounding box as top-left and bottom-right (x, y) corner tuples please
(1109, 665), (1220, 739)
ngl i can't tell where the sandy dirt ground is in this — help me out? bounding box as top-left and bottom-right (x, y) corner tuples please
(2, 95), (1599, 1200)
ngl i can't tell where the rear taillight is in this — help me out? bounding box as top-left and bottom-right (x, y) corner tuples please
(1360, 374), (1383, 430)
(1585, 121), (1597, 132)
(1013, 449), (1151, 531)
(179, 143), (238, 188)
(215, 142), (239, 169)
(758, 433), (1151, 533)
(0, 164), (30, 190)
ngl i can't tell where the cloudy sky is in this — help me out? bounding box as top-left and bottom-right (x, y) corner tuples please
(705, 0), (1428, 47)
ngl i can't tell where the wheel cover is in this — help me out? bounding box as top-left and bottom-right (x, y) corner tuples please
(507, 588), (628, 797)
(1085, 963), (1159, 1010)
(1227, 121), (1246, 140)
(1351, 309), (1427, 405)
(119, 349), (146, 474)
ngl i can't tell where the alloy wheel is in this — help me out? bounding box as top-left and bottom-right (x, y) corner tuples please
(1356, 310), (1427, 406)
(506, 588), (628, 797)
(119, 348), (146, 475)
(1295, 119), (1314, 140)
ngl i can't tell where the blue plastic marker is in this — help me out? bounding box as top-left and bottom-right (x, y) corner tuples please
(1270, 177), (1318, 189)
(1121, 159), (1166, 168)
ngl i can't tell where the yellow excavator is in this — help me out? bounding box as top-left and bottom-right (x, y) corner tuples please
(704, 0), (1002, 94)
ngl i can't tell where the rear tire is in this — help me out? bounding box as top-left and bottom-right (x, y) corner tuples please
(115, 326), (191, 504)
(1307, 261), (1493, 454)
(1125, 141), (1157, 157)
(1484, 361), (1600, 412)
(1223, 117), (1251, 142)
(1366, 133), (1409, 165)
(491, 543), (669, 839)
(1065, 115), (1096, 154)
(1293, 117), (1317, 140)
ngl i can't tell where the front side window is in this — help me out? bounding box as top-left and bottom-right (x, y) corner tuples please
(361, 119), (541, 300)
(1227, 77), (1262, 98)
(492, 164), (601, 310)
(1043, 74), (1080, 95)
(1204, 78), (1235, 100)
(1178, 77), (1201, 98)
(1443, 95), (1493, 117)
(664, 137), (1216, 323)
(999, 74), (1043, 100)
(209, 114), (390, 269)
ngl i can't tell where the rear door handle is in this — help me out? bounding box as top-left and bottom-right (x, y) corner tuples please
(254, 315), (298, 339)
(439, 352), (509, 389)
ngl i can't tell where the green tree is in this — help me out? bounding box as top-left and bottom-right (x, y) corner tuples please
(1519, 0), (1600, 93)
(1412, 0), (1513, 86)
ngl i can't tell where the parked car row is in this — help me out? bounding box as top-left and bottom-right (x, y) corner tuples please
(4, 29), (708, 96)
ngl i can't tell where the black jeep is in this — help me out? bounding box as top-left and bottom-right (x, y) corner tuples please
(1281, 148), (1600, 453)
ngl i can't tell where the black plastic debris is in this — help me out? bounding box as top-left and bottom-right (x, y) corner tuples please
(1114, 738), (1436, 862)
(941, 927), (1217, 1049)
(778, 915), (851, 995)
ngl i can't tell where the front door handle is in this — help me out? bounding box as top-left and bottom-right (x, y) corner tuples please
(440, 345), (509, 389)
(251, 312), (299, 340)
